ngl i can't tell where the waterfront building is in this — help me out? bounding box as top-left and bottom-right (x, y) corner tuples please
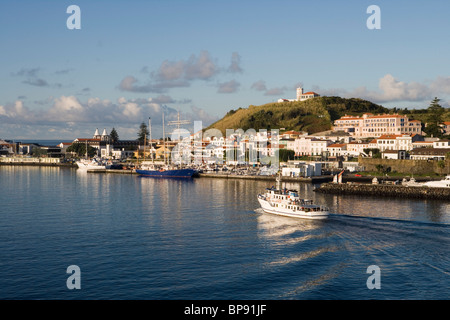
(381, 150), (408, 160)
(57, 142), (72, 154)
(282, 162), (322, 177)
(433, 140), (450, 148)
(326, 143), (347, 157)
(410, 148), (450, 160)
(293, 137), (332, 157)
(412, 141), (434, 149)
(39, 146), (62, 158)
(374, 134), (422, 152)
(346, 141), (370, 157)
(18, 143), (39, 155)
(333, 113), (422, 138)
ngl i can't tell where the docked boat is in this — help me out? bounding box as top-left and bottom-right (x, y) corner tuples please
(136, 164), (196, 178)
(76, 158), (106, 170)
(257, 175), (329, 220)
(135, 114), (196, 178)
(421, 175), (450, 188)
(402, 177), (422, 187)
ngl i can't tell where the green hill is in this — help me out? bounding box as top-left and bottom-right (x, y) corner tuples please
(206, 96), (389, 135)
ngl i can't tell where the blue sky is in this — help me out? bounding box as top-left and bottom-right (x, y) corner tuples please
(1, 0), (449, 140)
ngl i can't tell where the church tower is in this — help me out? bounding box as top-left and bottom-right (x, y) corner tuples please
(101, 128), (110, 142)
(93, 128), (101, 139)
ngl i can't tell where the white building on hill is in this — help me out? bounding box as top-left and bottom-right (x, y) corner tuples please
(278, 87), (320, 103)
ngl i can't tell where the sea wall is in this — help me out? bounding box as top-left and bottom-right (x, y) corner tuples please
(315, 183), (450, 200)
(198, 173), (332, 183)
(358, 158), (450, 175)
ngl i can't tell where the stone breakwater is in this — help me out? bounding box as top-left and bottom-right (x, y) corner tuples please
(314, 183), (450, 200)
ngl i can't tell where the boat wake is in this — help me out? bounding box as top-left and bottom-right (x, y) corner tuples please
(255, 206), (450, 299)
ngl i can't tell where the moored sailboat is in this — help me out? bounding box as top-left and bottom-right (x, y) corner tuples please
(136, 114), (197, 179)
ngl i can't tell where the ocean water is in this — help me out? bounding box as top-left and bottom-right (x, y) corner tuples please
(0, 166), (448, 300)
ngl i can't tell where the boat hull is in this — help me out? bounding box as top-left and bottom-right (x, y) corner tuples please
(136, 168), (196, 178)
(258, 197), (329, 220)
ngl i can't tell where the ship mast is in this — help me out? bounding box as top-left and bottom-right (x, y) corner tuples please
(149, 117), (153, 163)
(168, 111), (190, 165)
(162, 112), (166, 165)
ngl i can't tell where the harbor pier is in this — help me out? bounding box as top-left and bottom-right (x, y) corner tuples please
(315, 183), (450, 200)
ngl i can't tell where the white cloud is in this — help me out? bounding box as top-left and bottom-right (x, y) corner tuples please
(228, 52), (243, 74)
(120, 51), (240, 94)
(0, 95), (219, 139)
(251, 80), (267, 91)
(156, 60), (185, 81)
(316, 74), (450, 104)
(264, 87), (287, 96)
(430, 76), (450, 95)
(251, 80), (291, 96)
(184, 51), (219, 80)
(217, 80), (240, 93)
(0, 100), (32, 120)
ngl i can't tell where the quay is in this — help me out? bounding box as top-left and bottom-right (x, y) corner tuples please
(315, 183), (450, 200)
(197, 173), (332, 183)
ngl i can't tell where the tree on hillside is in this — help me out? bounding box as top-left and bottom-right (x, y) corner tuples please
(427, 97), (444, 124)
(110, 127), (119, 143)
(423, 97), (445, 137)
(137, 122), (149, 144)
(428, 97), (442, 111)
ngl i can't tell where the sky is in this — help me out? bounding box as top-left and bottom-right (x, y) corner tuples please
(1, 0), (450, 140)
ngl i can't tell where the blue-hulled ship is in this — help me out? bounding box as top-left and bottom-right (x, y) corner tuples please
(136, 114), (197, 178)
(136, 166), (197, 178)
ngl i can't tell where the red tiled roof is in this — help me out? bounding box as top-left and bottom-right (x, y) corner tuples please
(377, 134), (402, 139)
(327, 143), (346, 148)
(303, 92), (319, 95)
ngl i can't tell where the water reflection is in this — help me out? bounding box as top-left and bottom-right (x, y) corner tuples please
(257, 210), (324, 236)
(268, 245), (340, 267)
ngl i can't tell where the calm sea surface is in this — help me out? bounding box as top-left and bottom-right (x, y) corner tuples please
(0, 166), (448, 300)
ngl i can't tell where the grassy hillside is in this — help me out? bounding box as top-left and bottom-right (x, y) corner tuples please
(206, 96), (389, 135)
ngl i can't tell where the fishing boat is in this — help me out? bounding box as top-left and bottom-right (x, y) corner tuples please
(257, 174), (329, 220)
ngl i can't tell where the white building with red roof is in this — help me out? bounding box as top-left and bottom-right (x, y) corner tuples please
(333, 113), (422, 138)
(327, 143), (347, 157)
(278, 87), (320, 103)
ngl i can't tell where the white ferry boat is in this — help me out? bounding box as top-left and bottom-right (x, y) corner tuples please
(257, 175), (329, 220)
